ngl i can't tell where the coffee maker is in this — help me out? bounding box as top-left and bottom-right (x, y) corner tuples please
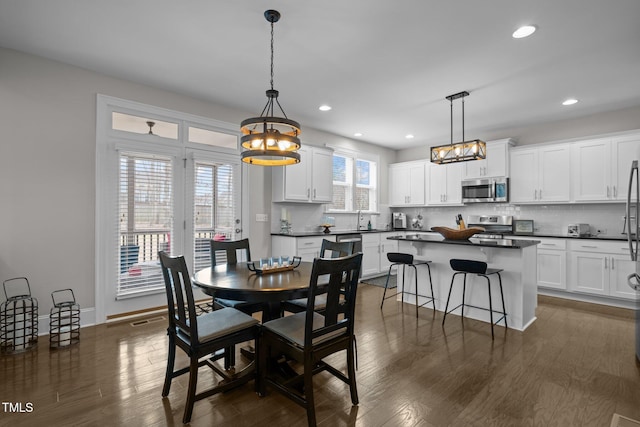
(393, 212), (407, 229)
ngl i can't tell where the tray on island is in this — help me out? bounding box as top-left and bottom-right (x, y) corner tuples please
(431, 226), (485, 240)
(247, 256), (302, 275)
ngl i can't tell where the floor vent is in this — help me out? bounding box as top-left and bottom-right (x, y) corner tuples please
(130, 316), (165, 327)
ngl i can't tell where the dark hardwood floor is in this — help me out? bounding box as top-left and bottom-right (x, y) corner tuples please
(1, 285), (639, 426)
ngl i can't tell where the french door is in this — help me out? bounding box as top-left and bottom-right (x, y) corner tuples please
(96, 95), (244, 321)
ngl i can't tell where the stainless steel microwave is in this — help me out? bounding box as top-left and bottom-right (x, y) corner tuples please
(461, 177), (509, 203)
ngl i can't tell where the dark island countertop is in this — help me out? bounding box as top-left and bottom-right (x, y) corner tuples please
(388, 233), (540, 249)
(271, 229), (631, 242)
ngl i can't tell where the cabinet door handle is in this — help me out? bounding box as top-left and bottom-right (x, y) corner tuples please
(611, 257), (615, 269)
(604, 257), (608, 269)
(539, 189), (542, 200)
(581, 245), (598, 248)
(313, 189), (316, 198)
(540, 243), (556, 246)
(307, 188), (310, 198)
(607, 186), (610, 198)
(534, 189), (538, 200)
(613, 186), (617, 198)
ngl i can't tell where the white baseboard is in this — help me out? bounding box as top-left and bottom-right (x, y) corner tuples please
(36, 307), (96, 337)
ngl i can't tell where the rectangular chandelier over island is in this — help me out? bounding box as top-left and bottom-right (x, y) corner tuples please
(430, 91), (486, 164)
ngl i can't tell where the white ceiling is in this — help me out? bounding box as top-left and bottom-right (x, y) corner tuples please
(1, 0), (639, 149)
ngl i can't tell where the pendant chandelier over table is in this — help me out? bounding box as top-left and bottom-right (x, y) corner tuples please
(240, 9), (301, 166)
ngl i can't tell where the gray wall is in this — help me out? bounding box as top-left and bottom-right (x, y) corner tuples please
(0, 47), (391, 319)
(1, 45), (637, 320)
(396, 105), (640, 162)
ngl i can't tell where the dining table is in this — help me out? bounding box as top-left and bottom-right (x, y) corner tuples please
(192, 260), (322, 322)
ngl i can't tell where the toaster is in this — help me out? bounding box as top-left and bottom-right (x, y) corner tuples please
(568, 223), (590, 237)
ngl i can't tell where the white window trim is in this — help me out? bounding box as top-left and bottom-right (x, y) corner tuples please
(95, 94), (248, 323)
(326, 146), (380, 213)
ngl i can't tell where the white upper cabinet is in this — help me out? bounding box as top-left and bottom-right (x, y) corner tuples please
(510, 144), (571, 203)
(571, 138), (612, 202)
(572, 134), (640, 202)
(463, 138), (514, 179)
(272, 146), (333, 203)
(427, 161), (463, 205)
(612, 135), (640, 202)
(389, 161), (426, 206)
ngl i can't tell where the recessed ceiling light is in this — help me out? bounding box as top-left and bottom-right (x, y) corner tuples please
(354, 132), (363, 137)
(562, 98), (578, 106)
(319, 105), (332, 111)
(512, 25), (537, 39)
(405, 134), (414, 139)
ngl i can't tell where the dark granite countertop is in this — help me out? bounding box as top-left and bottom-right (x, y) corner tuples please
(271, 229), (399, 237)
(388, 233), (540, 249)
(271, 229), (631, 242)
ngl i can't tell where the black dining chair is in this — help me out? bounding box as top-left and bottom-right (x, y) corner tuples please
(258, 253), (363, 427)
(158, 251), (260, 424)
(209, 238), (264, 315)
(280, 239), (355, 315)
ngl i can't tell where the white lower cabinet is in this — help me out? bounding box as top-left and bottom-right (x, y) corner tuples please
(271, 235), (335, 263)
(536, 238), (566, 290)
(567, 240), (634, 300)
(380, 233), (400, 273)
(361, 232), (402, 278)
(361, 234), (381, 277)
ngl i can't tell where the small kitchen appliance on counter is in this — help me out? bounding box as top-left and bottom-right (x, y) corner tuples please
(467, 215), (513, 238)
(567, 223), (590, 237)
(393, 212), (407, 230)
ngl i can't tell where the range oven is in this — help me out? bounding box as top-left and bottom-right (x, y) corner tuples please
(461, 177), (509, 203)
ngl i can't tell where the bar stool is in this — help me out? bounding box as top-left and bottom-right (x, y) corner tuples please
(380, 252), (435, 317)
(442, 259), (507, 339)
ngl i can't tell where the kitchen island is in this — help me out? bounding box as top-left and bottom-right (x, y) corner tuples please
(387, 233), (540, 331)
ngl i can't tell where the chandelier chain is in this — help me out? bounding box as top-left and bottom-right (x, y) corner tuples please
(270, 21), (275, 91)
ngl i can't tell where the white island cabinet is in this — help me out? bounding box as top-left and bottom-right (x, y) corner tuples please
(387, 234), (539, 331)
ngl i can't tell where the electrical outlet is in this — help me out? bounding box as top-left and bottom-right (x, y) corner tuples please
(596, 228), (606, 234)
(256, 214), (268, 222)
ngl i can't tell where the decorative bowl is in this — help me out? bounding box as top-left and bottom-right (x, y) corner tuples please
(431, 226), (485, 240)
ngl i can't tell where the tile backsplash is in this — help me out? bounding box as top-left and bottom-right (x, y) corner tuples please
(272, 201), (629, 237)
(393, 203), (629, 237)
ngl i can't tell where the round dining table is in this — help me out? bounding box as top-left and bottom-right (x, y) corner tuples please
(192, 261), (319, 321)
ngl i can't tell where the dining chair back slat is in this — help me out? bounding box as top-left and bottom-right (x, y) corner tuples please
(210, 238), (251, 267)
(158, 251), (259, 424)
(259, 253), (363, 426)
